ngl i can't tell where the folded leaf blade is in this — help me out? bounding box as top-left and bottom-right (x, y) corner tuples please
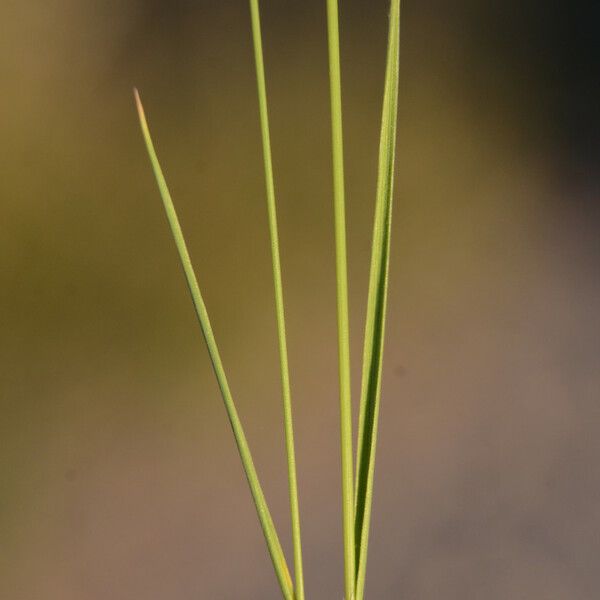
(354, 2), (401, 597)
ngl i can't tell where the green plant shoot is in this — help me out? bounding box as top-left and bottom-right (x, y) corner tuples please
(134, 89), (295, 600)
(249, 1), (305, 599)
(354, 1), (401, 598)
(326, 1), (355, 598)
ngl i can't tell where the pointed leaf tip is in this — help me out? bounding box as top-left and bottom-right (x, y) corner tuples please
(133, 88), (145, 120)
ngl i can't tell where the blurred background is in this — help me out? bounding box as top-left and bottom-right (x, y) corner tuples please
(1, 1), (598, 598)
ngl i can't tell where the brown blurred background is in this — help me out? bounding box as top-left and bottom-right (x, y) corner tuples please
(1, 1), (598, 598)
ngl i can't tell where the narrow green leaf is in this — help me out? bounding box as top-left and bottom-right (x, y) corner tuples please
(354, 1), (401, 598)
(325, 1), (355, 598)
(134, 89), (294, 600)
(249, 2), (305, 599)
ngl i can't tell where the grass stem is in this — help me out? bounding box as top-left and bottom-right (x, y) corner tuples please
(249, 2), (305, 599)
(353, 2), (401, 598)
(325, 1), (355, 597)
(134, 89), (295, 600)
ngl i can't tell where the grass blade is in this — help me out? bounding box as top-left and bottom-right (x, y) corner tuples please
(353, 1), (401, 598)
(325, 1), (355, 598)
(134, 89), (294, 600)
(249, 2), (305, 599)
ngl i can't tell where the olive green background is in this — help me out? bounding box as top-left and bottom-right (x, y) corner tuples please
(1, 1), (598, 598)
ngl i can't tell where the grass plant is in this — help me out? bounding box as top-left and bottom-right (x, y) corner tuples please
(134, 1), (401, 597)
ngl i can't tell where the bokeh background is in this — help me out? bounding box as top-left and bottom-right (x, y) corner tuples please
(1, 1), (598, 598)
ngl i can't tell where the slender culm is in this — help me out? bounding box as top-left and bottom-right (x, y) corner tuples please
(354, 2), (401, 599)
(134, 90), (295, 600)
(249, 2), (305, 599)
(325, 1), (355, 598)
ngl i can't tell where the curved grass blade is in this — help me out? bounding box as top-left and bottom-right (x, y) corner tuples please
(249, 2), (305, 599)
(325, 1), (355, 598)
(134, 89), (294, 600)
(353, 2), (401, 598)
